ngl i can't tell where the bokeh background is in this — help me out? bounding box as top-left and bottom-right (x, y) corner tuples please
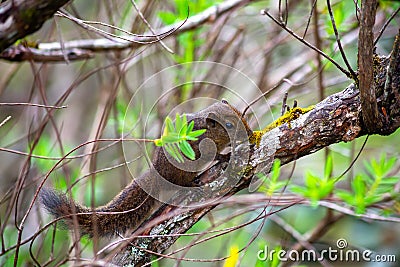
(0, 0), (399, 266)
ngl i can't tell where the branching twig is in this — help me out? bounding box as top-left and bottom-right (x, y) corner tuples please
(129, 0), (173, 53)
(261, 9), (352, 78)
(0, 0), (253, 62)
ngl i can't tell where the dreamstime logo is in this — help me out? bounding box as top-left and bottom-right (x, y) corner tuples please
(121, 61), (279, 208)
(257, 238), (397, 263)
(336, 238), (347, 249)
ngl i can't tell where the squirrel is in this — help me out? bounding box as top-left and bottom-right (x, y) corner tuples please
(40, 100), (253, 238)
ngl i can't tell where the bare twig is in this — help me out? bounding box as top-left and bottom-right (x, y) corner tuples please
(271, 215), (332, 267)
(261, 9), (352, 78)
(0, 103), (67, 109)
(374, 7), (400, 46)
(326, 0), (357, 81)
(303, 0), (318, 39)
(55, 10), (167, 45)
(19, 0), (252, 54)
(287, 212), (345, 264)
(0, 115), (11, 128)
(129, 0), (173, 53)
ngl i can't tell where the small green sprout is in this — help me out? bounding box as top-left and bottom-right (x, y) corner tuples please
(154, 113), (206, 163)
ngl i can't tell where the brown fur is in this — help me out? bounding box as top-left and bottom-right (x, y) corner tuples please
(40, 100), (252, 237)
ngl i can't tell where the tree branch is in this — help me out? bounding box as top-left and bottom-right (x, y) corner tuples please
(0, 0), (70, 53)
(358, 0), (380, 132)
(0, 44), (93, 62)
(0, 0), (252, 62)
(110, 32), (399, 266)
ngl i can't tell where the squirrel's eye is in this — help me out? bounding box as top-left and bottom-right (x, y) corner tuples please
(226, 122), (233, 129)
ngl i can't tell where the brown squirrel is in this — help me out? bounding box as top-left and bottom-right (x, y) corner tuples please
(40, 100), (253, 237)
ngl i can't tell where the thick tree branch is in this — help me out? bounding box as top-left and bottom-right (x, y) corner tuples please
(0, 0), (70, 53)
(0, 44), (93, 62)
(110, 32), (399, 266)
(358, 0), (380, 132)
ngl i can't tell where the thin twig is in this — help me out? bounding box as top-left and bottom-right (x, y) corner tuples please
(130, 0), (173, 53)
(56, 10), (168, 45)
(303, 0), (318, 39)
(0, 103), (67, 109)
(352, 0), (361, 22)
(261, 9), (351, 78)
(326, 0), (357, 81)
(374, 7), (400, 46)
(271, 215), (332, 267)
(0, 116), (11, 128)
(39, 0), (252, 52)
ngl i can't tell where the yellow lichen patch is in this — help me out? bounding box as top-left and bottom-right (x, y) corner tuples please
(249, 105), (315, 146)
(249, 130), (263, 146)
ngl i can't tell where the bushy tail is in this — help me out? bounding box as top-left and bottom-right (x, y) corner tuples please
(39, 187), (93, 236)
(39, 180), (157, 237)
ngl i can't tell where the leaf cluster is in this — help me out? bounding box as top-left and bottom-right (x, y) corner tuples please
(286, 154), (399, 214)
(336, 154), (399, 214)
(154, 113), (206, 163)
(257, 160), (288, 196)
(290, 156), (336, 207)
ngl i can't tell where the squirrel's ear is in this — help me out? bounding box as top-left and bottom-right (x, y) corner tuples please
(206, 112), (218, 128)
(221, 99), (229, 105)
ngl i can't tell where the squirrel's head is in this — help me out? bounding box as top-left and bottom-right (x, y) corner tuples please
(190, 100), (252, 152)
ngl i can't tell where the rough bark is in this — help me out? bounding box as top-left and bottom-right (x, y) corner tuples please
(358, 0), (380, 131)
(110, 32), (400, 266)
(0, 0), (70, 53)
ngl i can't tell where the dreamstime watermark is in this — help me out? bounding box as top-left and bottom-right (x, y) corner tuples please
(257, 238), (397, 263)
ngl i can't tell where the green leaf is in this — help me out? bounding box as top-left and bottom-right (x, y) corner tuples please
(165, 116), (175, 134)
(190, 129), (207, 138)
(154, 112), (206, 163)
(324, 155), (333, 180)
(380, 177), (400, 184)
(166, 143), (184, 163)
(304, 172), (318, 188)
(161, 133), (181, 143)
(270, 159), (281, 182)
(179, 140), (195, 160)
(257, 162), (287, 196)
(182, 113), (188, 129)
(187, 120), (194, 133)
(352, 175), (366, 195)
(175, 113), (183, 134)
(290, 185), (308, 196)
(185, 135), (199, 141)
(336, 190), (354, 204)
(384, 157), (397, 175)
(178, 120), (188, 138)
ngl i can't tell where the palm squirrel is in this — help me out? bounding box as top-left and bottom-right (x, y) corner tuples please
(40, 100), (253, 237)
